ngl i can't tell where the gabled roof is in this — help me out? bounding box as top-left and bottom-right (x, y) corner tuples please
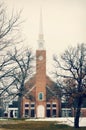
(24, 75), (61, 101)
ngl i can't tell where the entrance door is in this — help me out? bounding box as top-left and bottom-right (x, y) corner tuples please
(37, 105), (45, 118)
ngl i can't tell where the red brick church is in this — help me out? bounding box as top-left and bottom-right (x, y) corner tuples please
(4, 10), (86, 119)
(21, 11), (61, 118)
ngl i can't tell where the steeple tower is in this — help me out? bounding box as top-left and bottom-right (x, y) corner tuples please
(38, 8), (44, 50)
(36, 8), (46, 118)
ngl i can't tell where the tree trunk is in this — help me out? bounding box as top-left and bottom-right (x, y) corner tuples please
(18, 84), (24, 119)
(74, 107), (81, 128)
(74, 96), (83, 128)
(18, 94), (22, 119)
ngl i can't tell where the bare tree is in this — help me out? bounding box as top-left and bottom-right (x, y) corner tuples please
(5, 48), (34, 118)
(53, 43), (86, 128)
(0, 2), (22, 72)
(0, 2), (22, 48)
(0, 1), (22, 91)
(0, 2), (22, 116)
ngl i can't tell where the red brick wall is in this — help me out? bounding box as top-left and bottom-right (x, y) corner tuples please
(36, 50), (46, 100)
(81, 108), (86, 117)
(72, 108), (86, 117)
(35, 50), (46, 117)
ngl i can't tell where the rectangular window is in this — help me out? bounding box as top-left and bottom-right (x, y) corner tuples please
(47, 104), (51, 108)
(52, 109), (56, 117)
(31, 104), (35, 108)
(46, 109), (51, 117)
(25, 104), (29, 107)
(52, 104), (56, 108)
(31, 110), (35, 117)
(25, 109), (29, 117)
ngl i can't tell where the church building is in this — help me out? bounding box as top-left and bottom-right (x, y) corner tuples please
(21, 10), (61, 118)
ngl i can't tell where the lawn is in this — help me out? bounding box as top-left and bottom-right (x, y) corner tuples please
(0, 120), (86, 130)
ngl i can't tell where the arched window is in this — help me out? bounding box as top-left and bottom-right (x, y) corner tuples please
(38, 92), (43, 100)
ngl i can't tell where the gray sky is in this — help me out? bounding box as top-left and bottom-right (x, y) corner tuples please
(4, 0), (86, 74)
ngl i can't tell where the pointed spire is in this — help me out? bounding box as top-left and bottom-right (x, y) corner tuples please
(39, 8), (43, 36)
(38, 8), (44, 50)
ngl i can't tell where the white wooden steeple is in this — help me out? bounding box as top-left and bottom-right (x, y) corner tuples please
(38, 8), (44, 50)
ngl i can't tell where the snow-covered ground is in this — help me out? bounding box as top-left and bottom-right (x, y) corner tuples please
(26, 117), (86, 127)
(0, 117), (86, 127)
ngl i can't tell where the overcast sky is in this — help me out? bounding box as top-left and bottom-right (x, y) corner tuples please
(4, 0), (86, 75)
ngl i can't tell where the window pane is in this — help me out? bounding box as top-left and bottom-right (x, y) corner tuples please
(25, 109), (29, 116)
(25, 104), (29, 107)
(31, 104), (35, 107)
(52, 104), (56, 107)
(31, 110), (35, 117)
(47, 104), (51, 107)
(52, 110), (56, 117)
(38, 93), (43, 100)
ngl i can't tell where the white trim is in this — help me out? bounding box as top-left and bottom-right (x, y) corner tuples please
(8, 108), (18, 110)
(61, 108), (71, 110)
